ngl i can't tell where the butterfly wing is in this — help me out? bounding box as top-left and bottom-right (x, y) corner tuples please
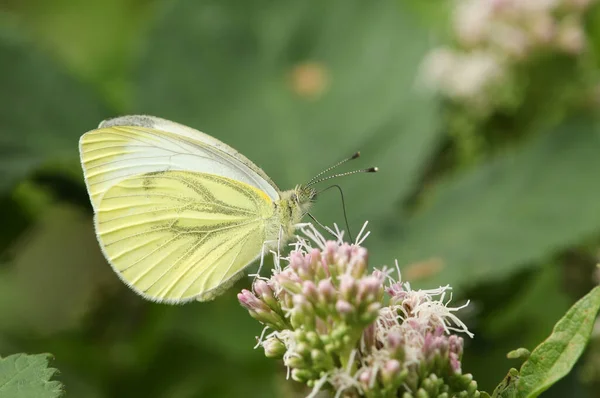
(79, 115), (280, 210)
(95, 170), (274, 303)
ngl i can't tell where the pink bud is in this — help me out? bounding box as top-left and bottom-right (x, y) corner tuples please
(358, 368), (372, 385)
(317, 279), (336, 303)
(237, 289), (267, 312)
(358, 275), (382, 302)
(336, 300), (353, 315)
(289, 251), (309, 274)
(348, 246), (368, 278)
(274, 269), (302, 294)
(385, 359), (400, 373)
(302, 280), (319, 303)
(339, 274), (357, 300)
(293, 294), (310, 308)
(449, 352), (462, 373)
(449, 335), (464, 356)
(322, 241), (338, 266)
(254, 279), (273, 298)
(308, 248), (324, 275)
(335, 244), (353, 270)
(387, 330), (403, 350)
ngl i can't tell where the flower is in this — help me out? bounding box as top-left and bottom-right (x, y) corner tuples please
(420, 0), (597, 109)
(238, 223), (479, 397)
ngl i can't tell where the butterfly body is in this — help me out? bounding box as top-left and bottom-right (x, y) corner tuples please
(80, 115), (315, 303)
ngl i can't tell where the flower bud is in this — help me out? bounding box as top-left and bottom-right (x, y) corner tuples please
(262, 337), (286, 358)
(358, 368), (373, 387)
(285, 353), (306, 369)
(237, 289), (268, 312)
(290, 251), (313, 280)
(450, 352), (462, 374)
(291, 368), (313, 383)
(357, 275), (383, 304)
(335, 300), (354, 319)
(317, 279), (336, 304)
(322, 242), (338, 276)
(251, 308), (287, 330)
(348, 246), (368, 278)
(253, 280), (281, 313)
(387, 331), (406, 360)
(311, 349), (332, 370)
(334, 244), (352, 274)
(360, 302), (381, 324)
(308, 248), (325, 277)
(380, 359), (401, 386)
(291, 295), (315, 329)
(305, 331), (321, 348)
(339, 274), (357, 301)
(274, 269), (302, 294)
(302, 280), (319, 303)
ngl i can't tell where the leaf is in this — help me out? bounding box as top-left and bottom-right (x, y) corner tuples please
(167, 287), (269, 360)
(135, 0), (440, 229)
(0, 27), (109, 193)
(506, 348), (530, 361)
(516, 286), (600, 397)
(0, 205), (116, 335)
(3, 0), (154, 109)
(0, 353), (62, 398)
(372, 116), (600, 287)
(491, 368), (519, 398)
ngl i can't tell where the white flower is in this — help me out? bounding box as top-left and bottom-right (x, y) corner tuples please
(454, 0), (494, 46)
(419, 47), (458, 93)
(447, 51), (504, 100)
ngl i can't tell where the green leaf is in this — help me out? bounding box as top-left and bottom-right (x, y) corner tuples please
(167, 288), (268, 360)
(135, 0), (440, 228)
(373, 116), (600, 287)
(516, 286), (600, 397)
(2, 0), (155, 109)
(506, 348), (530, 361)
(0, 205), (116, 335)
(492, 368), (519, 398)
(0, 27), (108, 193)
(0, 353), (62, 398)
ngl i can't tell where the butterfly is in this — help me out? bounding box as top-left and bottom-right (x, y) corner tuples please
(79, 115), (376, 303)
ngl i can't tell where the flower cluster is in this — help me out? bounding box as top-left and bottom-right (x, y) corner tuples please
(238, 224), (479, 397)
(420, 0), (597, 112)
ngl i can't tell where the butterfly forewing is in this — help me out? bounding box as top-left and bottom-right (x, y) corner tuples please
(79, 118), (279, 210)
(95, 170), (274, 302)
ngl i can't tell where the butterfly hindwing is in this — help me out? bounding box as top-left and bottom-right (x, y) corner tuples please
(95, 170), (274, 302)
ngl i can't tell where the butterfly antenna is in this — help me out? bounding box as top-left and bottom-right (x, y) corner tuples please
(306, 167), (378, 187)
(306, 152), (361, 186)
(315, 184), (353, 242)
(306, 213), (338, 240)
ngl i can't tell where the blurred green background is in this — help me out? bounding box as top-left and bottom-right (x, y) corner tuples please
(1, 0), (600, 396)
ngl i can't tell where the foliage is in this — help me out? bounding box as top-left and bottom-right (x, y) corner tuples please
(0, 353), (62, 398)
(516, 286), (600, 397)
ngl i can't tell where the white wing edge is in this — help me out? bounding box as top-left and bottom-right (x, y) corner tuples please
(100, 115), (280, 195)
(78, 115), (281, 210)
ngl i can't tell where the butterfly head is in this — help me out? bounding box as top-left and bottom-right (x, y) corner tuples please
(293, 185), (317, 211)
